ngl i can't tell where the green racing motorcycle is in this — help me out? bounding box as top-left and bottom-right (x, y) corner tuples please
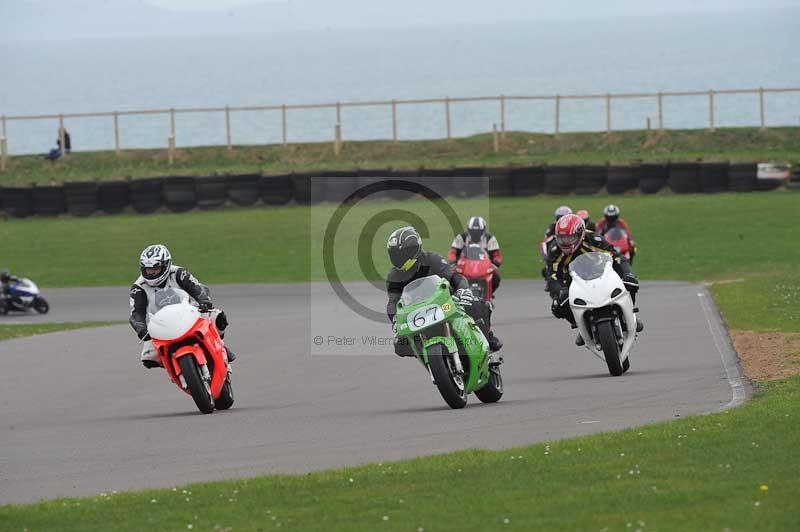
(394, 275), (503, 409)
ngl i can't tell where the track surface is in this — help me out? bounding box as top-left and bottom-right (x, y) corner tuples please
(0, 281), (743, 504)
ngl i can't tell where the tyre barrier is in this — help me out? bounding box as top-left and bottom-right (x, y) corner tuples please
(32, 186), (66, 217)
(163, 176), (197, 213)
(484, 167), (513, 197)
(64, 181), (99, 217)
(668, 162), (701, 194)
(729, 163), (757, 192)
(606, 166), (639, 194)
(227, 174), (260, 206)
(574, 165), (607, 195)
(544, 165), (575, 195)
(322, 172), (359, 203)
(1, 187), (33, 218)
(637, 163), (669, 194)
(700, 163), (729, 193)
(260, 174), (294, 205)
(98, 181), (130, 214)
(510, 166), (545, 196)
(129, 178), (164, 214)
(195, 176), (228, 210)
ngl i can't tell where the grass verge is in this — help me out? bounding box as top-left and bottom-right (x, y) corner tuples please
(1, 376), (797, 531)
(5, 127), (800, 185)
(0, 321), (120, 341)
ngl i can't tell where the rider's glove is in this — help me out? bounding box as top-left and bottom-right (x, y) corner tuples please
(215, 310), (229, 331)
(198, 301), (212, 313)
(453, 288), (476, 307)
(557, 288), (570, 308)
(140, 332), (151, 342)
(622, 273), (639, 294)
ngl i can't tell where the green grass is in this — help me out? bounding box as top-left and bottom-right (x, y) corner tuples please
(2, 376), (797, 531)
(0, 191), (797, 287)
(712, 274), (800, 333)
(0, 321), (120, 341)
(4, 127), (800, 186)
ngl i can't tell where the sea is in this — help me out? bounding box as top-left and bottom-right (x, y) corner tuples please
(1, 8), (799, 155)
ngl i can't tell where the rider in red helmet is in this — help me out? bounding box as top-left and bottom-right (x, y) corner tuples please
(576, 209), (595, 232)
(540, 206), (573, 281)
(545, 214), (642, 345)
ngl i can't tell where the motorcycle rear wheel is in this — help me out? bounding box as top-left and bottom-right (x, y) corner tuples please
(474, 366), (503, 403)
(597, 321), (624, 376)
(178, 356), (215, 414)
(428, 343), (467, 409)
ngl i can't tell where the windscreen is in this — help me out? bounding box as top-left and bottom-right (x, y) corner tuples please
(569, 252), (612, 281)
(464, 244), (486, 260)
(400, 275), (442, 306)
(605, 226), (628, 242)
(151, 288), (186, 311)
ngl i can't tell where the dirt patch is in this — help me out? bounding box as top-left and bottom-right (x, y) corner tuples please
(730, 330), (800, 382)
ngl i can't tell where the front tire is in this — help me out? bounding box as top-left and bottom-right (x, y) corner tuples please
(474, 366), (503, 403)
(428, 343), (467, 409)
(33, 297), (49, 314)
(178, 355), (215, 414)
(596, 321), (624, 376)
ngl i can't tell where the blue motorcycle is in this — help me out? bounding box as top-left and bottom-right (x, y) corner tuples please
(0, 278), (50, 314)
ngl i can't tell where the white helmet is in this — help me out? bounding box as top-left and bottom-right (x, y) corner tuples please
(139, 244), (172, 286)
(467, 216), (487, 243)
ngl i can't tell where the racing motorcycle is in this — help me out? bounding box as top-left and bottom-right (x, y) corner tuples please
(568, 252), (639, 376)
(147, 290), (234, 414)
(603, 226), (635, 263)
(0, 277), (49, 315)
(394, 275), (502, 409)
(454, 244), (498, 301)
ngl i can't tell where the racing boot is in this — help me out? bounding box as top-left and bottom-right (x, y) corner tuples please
(636, 316), (644, 333)
(575, 334), (585, 346)
(225, 346), (237, 363)
(487, 330), (503, 353)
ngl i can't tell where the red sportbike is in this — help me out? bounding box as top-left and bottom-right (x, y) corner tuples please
(454, 244), (498, 301)
(148, 296), (234, 414)
(603, 226), (635, 263)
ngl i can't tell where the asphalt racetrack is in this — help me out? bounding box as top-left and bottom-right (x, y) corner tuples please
(0, 281), (745, 504)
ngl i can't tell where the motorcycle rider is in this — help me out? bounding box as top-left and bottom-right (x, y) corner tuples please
(576, 209), (596, 232)
(545, 214), (643, 346)
(0, 270), (20, 297)
(594, 204), (637, 262)
(541, 205), (573, 280)
(386, 226), (503, 358)
(129, 244), (236, 368)
(448, 216), (503, 293)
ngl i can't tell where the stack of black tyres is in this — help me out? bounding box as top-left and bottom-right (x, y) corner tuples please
(788, 168), (800, 192)
(98, 181), (130, 214)
(419, 168), (455, 198)
(544, 165), (575, 195)
(130, 178), (163, 213)
(321, 171), (358, 203)
(451, 167), (483, 198)
(510, 166), (544, 196)
(384, 168), (420, 201)
(574, 165), (607, 195)
(64, 181), (99, 216)
(355, 168), (392, 201)
(32, 186), (66, 216)
(728, 163), (757, 192)
(606, 166), (639, 194)
(754, 167), (784, 191)
(290, 172), (322, 205)
(260, 174), (294, 205)
(2, 187), (33, 218)
(228, 174), (261, 206)
(484, 167), (513, 198)
(700, 163), (729, 193)
(163, 176), (197, 212)
(195, 176), (228, 210)
(638, 163), (668, 194)
(668, 162), (700, 194)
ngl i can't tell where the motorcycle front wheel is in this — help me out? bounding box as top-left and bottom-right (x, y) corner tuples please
(178, 355), (215, 414)
(597, 321), (624, 376)
(33, 297), (49, 314)
(428, 343), (467, 409)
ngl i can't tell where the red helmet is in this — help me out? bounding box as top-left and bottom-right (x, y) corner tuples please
(576, 209), (590, 222)
(555, 214), (585, 255)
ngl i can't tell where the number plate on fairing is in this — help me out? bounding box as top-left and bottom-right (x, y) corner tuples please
(407, 304), (445, 332)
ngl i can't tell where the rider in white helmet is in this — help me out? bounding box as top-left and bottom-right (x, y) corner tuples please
(448, 216), (504, 293)
(129, 244), (236, 368)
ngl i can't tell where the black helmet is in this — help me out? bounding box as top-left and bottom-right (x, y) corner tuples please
(0, 270), (9, 284)
(387, 226), (422, 276)
(466, 216), (487, 243)
(603, 204), (620, 223)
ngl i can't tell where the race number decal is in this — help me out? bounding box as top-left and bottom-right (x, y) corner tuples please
(441, 303), (452, 312)
(407, 304), (445, 332)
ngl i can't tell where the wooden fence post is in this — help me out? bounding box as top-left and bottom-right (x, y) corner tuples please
(336, 102), (341, 127)
(225, 106), (232, 151)
(168, 136), (175, 165)
(1, 115), (7, 172)
(708, 89), (715, 131)
(59, 114), (67, 158)
(391, 99), (398, 144)
(499, 95), (506, 138)
(555, 95), (561, 136)
(113, 112), (121, 156)
(605, 93), (612, 134)
(492, 123), (499, 153)
(445, 96), (452, 140)
(657, 92), (664, 131)
(169, 108), (176, 146)
(334, 124), (342, 155)
(759, 87), (765, 130)
(281, 105), (287, 146)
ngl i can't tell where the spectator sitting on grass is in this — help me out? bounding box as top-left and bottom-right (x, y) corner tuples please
(44, 128), (71, 161)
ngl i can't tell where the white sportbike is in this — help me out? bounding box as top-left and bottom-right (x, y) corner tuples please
(568, 252), (639, 376)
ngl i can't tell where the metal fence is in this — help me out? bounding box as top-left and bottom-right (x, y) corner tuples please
(1, 86), (799, 171)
